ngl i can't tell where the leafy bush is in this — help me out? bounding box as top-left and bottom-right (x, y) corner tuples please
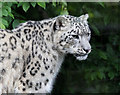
(0, 1), (120, 93)
(0, 2), (68, 29)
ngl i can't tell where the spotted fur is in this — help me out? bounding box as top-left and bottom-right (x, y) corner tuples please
(0, 14), (91, 94)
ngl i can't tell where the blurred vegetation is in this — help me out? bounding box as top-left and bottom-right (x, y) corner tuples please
(0, 1), (120, 93)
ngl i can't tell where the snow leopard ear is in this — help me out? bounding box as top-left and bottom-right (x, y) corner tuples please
(53, 16), (68, 31)
(79, 14), (89, 22)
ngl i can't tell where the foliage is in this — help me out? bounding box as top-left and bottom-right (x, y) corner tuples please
(0, 1), (120, 93)
(0, 2), (68, 29)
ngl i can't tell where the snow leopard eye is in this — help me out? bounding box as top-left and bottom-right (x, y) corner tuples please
(86, 33), (91, 36)
(72, 35), (79, 39)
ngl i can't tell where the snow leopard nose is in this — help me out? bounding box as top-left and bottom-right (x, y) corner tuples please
(83, 48), (91, 54)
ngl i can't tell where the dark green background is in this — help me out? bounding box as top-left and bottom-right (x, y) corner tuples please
(1, 2), (120, 93)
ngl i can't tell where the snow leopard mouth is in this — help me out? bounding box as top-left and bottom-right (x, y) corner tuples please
(74, 53), (88, 60)
(74, 53), (87, 57)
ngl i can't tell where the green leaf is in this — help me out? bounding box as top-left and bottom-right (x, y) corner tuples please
(97, 71), (105, 80)
(98, 2), (105, 8)
(8, 12), (14, 19)
(52, 2), (56, 7)
(31, 2), (36, 7)
(7, 2), (13, 7)
(60, 9), (69, 15)
(114, 63), (119, 72)
(104, 16), (107, 26)
(0, 23), (6, 29)
(0, 2), (2, 8)
(104, 16), (110, 26)
(89, 13), (94, 18)
(60, 2), (69, 15)
(19, 20), (25, 23)
(5, 6), (11, 13)
(90, 73), (96, 80)
(13, 2), (18, 5)
(61, 1), (67, 7)
(17, 2), (24, 7)
(0, 17), (2, 22)
(37, 2), (46, 9)
(22, 3), (30, 12)
(91, 24), (100, 36)
(2, 8), (8, 16)
(2, 18), (8, 27)
(0, 13), (1, 18)
(4, 16), (12, 26)
(12, 20), (20, 28)
(108, 72), (114, 80)
(98, 51), (107, 60)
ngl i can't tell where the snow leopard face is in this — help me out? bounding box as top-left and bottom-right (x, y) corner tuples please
(53, 14), (91, 60)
